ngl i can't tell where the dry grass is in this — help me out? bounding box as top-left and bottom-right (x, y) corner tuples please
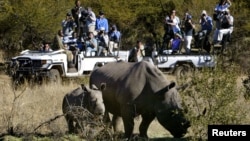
(1, 71), (248, 140)
(0, 77), (76, 135)
(0, 75), (176, 140)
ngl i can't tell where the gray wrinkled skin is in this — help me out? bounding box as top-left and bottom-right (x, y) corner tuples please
(62, 84), (105, 134)
(89, 61), (190, 139)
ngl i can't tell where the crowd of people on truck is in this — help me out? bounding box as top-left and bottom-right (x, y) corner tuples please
(161, 0), (233, 55)
(41, 0), (234, 64)
(41, 0), (122, 59)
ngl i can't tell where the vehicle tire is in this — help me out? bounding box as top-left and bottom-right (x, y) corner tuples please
(174, 64), (193, 80)
(48, 69), (62, 84)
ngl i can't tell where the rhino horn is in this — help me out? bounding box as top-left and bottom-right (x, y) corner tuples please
(91, 84), (98, 90)
(82, 84), (91, 92)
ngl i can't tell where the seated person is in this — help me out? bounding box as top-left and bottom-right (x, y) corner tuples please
(213, 9), (233, 45)
(128, 40), (145, 62)
(62, 43), (74, 66)
(85, 32), (98, 56)
(169, 33), (182, 54)
(97, 27), (109, 56)
(108, 24), (121, 55)
(40, 42), (53, 52)
(63, 32), (78, 47)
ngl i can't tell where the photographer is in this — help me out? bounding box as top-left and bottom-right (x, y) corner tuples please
(183, 14), (195, 54)
(86, 7), (96, 33)
(108, 24), (121, 55)
(213, 0), (231, 44)
(71, 0), (87, 38)
(199, 10), (213, 36)
(85, 32), (98, 56)
(215, 9), (233, 44)
(62, 13), (76, 38)
(97, 27), (109, 56)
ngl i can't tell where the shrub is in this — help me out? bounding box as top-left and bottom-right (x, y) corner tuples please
(180, 63), (248, 140)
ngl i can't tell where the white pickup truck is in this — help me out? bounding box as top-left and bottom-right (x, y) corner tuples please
(8, 49), (129, 84)
(154, 51), (215, 78)
(8, 48), (215, 85)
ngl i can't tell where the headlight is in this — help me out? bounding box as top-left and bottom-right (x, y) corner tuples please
(41, 60), (52, 65)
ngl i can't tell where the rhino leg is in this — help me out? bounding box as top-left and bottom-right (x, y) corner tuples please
(65, 115), (75, 133)
(121, 106), (135, 139)
(139, 113), (155, 138)
(112, 115), (123, 132)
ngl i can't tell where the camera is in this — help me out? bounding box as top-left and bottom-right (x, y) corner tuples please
(202, 14), (206, 17)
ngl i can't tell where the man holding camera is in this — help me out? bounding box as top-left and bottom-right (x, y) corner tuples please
(215, 9), (234, 44)
(62, 13), (76, 38)
(71, 0), (87, 38)
(213, 0), (232, 45)
(199, 10), (213, 36)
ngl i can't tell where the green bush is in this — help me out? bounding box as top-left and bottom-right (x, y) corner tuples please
(180, 63), (248, 140)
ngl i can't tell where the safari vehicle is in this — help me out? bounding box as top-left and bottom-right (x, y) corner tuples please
(153, 50), (215, 78)
(8, 49), (129, 85)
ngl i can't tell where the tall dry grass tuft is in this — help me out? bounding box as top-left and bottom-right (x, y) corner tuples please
(0, 78), (80, 136)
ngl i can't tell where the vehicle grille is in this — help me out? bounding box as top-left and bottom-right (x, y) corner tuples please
(17, 58), (42, 68)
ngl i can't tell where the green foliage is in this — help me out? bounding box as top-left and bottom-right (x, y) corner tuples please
(0, 0), (249, 57)
(181, 63), (248, 140)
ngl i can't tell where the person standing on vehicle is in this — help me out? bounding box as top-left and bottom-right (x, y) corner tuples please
(96, 11), (109, 34)
(183, 14), (195, 54)
(167, 10), (181, 35)
(71, 0), (87, 38)
(86, 7), (96, 33)
(198, 10), (213, 52)
(199, 10), (213, 36)
(62, 12), (76, 38)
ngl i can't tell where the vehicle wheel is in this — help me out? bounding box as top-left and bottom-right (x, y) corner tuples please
(174, 64), (193, 80)
(48, 69), (62, 84)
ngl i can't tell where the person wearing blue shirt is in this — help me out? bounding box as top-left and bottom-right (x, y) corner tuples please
(199, 10), (213, 36)
(108, 24), (121, 55)
(85, 32), (98, 56)
(96, 11), (109, 33)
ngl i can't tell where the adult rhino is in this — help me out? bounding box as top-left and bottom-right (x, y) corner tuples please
(89, 61), (190, 139)
(62, 84), (106, 134)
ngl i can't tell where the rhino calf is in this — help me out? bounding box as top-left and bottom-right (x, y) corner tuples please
(62, 84), (106, 134)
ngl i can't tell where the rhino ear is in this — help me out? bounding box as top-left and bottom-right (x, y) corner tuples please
(168, 81), (176, 89)
(81, 84), (86, 90)
(100, 83), (106, 91)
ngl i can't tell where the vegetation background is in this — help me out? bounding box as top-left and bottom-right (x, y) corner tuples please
(0, 0), (249, 60)
(0, 0), (250, 140)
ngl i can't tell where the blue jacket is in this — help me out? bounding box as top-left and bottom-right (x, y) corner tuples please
(96, 17), (109, 33)
(200, 16), (213, 31)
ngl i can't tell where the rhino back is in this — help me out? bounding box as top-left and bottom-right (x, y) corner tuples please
(62, 87), (85, 113)
(90, 61), (174, 114)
